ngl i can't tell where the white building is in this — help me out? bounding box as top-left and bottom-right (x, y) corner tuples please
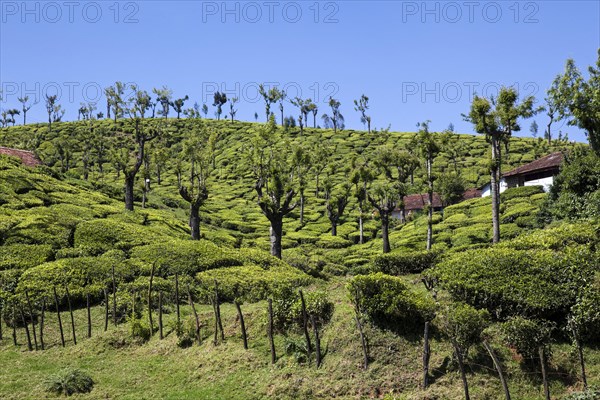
(481, 152), (563, 197)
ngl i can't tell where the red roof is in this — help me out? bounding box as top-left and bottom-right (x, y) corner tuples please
(463, 188), (482, 200)
(0, 146), (42, 167)
(402, 193), (443, 211)
(503, 152), (563, 178)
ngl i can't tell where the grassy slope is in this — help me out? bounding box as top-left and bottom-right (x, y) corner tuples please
(0, 120), (596, 399)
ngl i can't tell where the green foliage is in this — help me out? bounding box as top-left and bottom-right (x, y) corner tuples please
(500, 316), (554, 359)
(370, 250), (438, 275)
(435, 302), (490, 356)
(562, 389), (600, 400)
(44, 368), (94, 396)
(272, 287), (334, 331)
(0, 244), (54, 270)
(129, 317), (152, 343)
(347, 272), (435, 330)
(501, 185), (545, 201)
(430, 243), (598, 319)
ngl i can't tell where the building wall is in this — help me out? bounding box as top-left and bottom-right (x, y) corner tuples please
(524, 175), (554, 192)
(481, 178), (508, 197)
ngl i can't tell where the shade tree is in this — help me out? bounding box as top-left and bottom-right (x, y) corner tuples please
(354, 94), (371, 133)
(213, 91), (227, 121)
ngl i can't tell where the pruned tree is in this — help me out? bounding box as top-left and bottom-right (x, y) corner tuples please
(246, 115), (296, 258)
(18, 96), (33, 125)
(354, 94), (371, 133)
(368, 182), (400, 253)
(105, 82), (127, 122)
(258, 85), (284, 122)
(326, 183), (351, 236)
(171, 95), (189, 119)
(416, 121), (441, 251)
(6, 109), (19, 126)
(179, 126), (212, 240)
(153, 86), (173, 119)
(464, 87), (536, 243)
(350, 156), (374, 244)
(548, 50), (600, 154)
(45, 94), (58, 131)
(321, 97), (344, 133)
(213, 91), (227, 121)
(291, 144), (311, 225)
(229, 97), (239, 122)
(278, 90), (287, 127)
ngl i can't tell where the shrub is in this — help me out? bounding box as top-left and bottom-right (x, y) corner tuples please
(45, 368), (94, 396)
(435, 302), (490, 358)
(500, 316), (554, 360)
(0, 244), (54, 270)
(129, 317), (152, 343)
(430, 245), (596, 319)
(500, 185), (544, 201)
(562, 389), (600, 400)
(347, 272), (435, 330)
(371, 250), (438, 275)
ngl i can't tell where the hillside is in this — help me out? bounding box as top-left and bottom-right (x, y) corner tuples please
(1, 119), (598, 399)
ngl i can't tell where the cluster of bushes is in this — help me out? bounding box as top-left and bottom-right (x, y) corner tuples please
(370, 250), (438, 275)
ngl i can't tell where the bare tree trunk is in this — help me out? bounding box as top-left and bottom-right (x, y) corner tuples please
(576, 338), (588, 390)
(426, 159), (433, 251)
(19, 306), (33, 351)
(124, 173), (135, 211)
(39, 299), (45, 350)
(311, 315), (321, 368)
(235, 301), (248, 350)
(0, 304), (3, 341)
(491, 135), (500, 244)
(65, 286), (76, 345)
(483, 340), (511, 400)
(381, 213), (391, 253)
(175, 273), (181, 329)
(112, 265), (117, 326)
(214, 280), (224, 341)
(25, 290), (38, 350)
(353, 303), (369, 370)
(270, 219), (283, 259)
(423, 321), (431, 389)
(12, 304), (17, 346)
(539, 346), (550, 400)
(104, 288), (109, 332)
(86, 293), (92, 338)
(187, 286), (201, 345)
(268, 298), (276, 364)
(148, 263), (155, 335)
(299, 194), (305, 225)
(452, 341), (470, 400)
(190, 204), (201, 240)
(358, 205), (364, 244)
(299, 290), (312, 358)
(158, 291), (164, 340)
(53, 287), (65, 347)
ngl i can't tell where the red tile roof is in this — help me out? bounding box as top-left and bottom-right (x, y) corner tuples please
(463, 188), (482, 200)
(503, 152), (563, 178)
(0, 146), (42, 167)
(402, 193), (443, 211)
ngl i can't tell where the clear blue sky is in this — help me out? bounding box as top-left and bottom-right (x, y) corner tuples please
(1, 0), (599, 141)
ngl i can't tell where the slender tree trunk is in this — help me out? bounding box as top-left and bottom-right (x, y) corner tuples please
(213, 300), (219, 346)
(299, 290), (312, 357)
(65, 286), (76, 345)
(576, 338), (588, 390)
(311, 315), (322, 368)
(0, 304), (3, 341)
(148, 263), (155, 335)
(381, 213), (391, 253)
(452, 341), (470, 400)
(158, 291), (164, 340)
(25, 290), (38, 350)
(124, 173), (135, 211)
(539, 346), (550, 400)
(39, 299), (45, 350)
(112, 265), (117, 326)
(190, 204), (201, 240)
(426, 159), (434, 251)
(269, 218), (283, 259)
(175, 273), (181, 329)
(268, 298), (276, 364)
(53, 287), (65, 347)
(19, 306), (33, 351)
(483, 340), (511, 400)
(491, 135), (500, 244)
(331, 221), (337, 236)
(299, 193), (305, 225)
(235, 301), (248, 350)
(104, 288), (109, 332)
(12, 304), (17, 346)
(423, 321), (431, 389)
(214, 281), (224, 341)
(358, 205), (364, 244)
(354, 310), (369, 370)
(187, 286), (201, 345)
(82, 295), (90, 342)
